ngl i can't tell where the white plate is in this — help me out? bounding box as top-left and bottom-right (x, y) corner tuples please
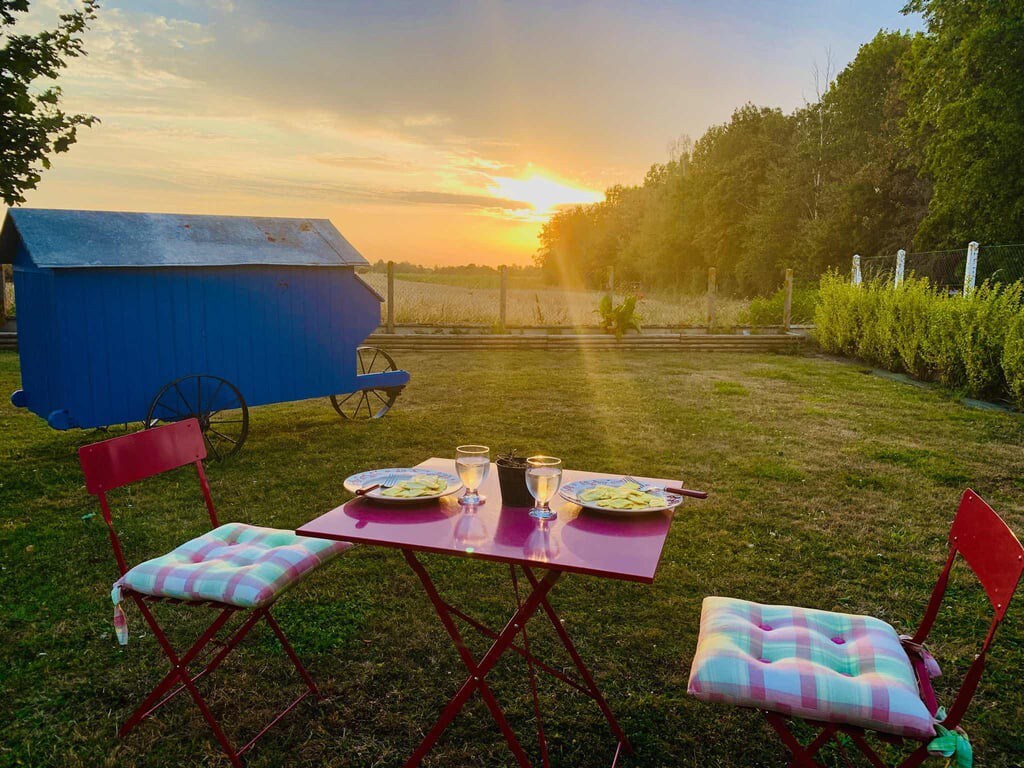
(343, 467), (462, 503)
(559, 477), (683, 516)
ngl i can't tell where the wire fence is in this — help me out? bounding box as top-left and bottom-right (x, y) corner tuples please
(857, 243), (1024, 294)
(359, 267), (755, 329)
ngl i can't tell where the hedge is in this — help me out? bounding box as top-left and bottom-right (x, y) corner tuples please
(814, 272), (1024, 406)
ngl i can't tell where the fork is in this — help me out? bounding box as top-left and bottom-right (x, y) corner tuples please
(623, 475), (708, 499)
(355, 470), (401, 496)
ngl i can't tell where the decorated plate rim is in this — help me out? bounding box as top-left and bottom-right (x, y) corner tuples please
(344, 467), (463, 501)
(559, 477), (682, 514)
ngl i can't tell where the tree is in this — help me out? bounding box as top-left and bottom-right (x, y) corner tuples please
(900, 0), (1024, 246)
(1, 0), (99, 206)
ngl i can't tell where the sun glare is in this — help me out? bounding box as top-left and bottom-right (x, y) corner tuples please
(490, 172), (602, 216)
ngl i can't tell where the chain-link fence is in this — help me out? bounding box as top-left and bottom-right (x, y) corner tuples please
(1, 265), (12, 321)
(856, 243), (1024, 294)
(358, 265), (763, 330)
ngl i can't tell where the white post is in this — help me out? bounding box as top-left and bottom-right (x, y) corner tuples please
(852, 254), (862, 285)
(964, 241), (979, 295)
(895, 249), (906, 287)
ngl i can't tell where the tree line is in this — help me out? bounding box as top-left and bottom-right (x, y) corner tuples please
(536, 0), (1024, 297)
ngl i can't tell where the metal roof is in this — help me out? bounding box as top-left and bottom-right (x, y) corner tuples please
(0, 209), (368, 268)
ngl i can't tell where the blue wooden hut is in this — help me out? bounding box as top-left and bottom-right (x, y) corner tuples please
(0, 209), (409, 456)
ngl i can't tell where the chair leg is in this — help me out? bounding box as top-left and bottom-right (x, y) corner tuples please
(765, 712), (833, 768)
(263, 609), (322, 700)
(133, 599), (243, 767)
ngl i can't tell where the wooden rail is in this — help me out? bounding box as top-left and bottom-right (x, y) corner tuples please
(0, 330), (805, 353)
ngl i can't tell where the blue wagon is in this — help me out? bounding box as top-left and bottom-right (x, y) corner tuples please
(0, 209), (410, 457)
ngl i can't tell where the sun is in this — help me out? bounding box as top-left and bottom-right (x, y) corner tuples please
(490, 171), (602, 216)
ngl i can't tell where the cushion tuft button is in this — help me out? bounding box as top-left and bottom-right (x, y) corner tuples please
(832, 636), (846, 645)
(759, 624), (772, 631)
(759, 657), (771, 664)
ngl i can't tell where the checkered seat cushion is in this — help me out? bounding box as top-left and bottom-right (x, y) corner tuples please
(112, 523), (350, 643)
(687, 597), (935, 739)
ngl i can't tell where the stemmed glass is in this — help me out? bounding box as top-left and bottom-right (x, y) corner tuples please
(526, 455), (562, 520)
(456, 445), (490, 505)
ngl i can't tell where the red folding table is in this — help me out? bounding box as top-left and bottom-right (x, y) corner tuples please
(297, 458), (682, 767)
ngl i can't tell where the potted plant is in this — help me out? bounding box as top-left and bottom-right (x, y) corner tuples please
(496, 449), (534, 507)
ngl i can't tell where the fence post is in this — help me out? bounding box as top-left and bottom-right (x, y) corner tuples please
(386, 260), (395, 333)
(852, 254), (862, 285)
(895, 249), (906, 287)
(782, 268), (793, 331)
(964, 241), (979, 295)
(499, 265), (507, 333)
(607, 265), (615, 303)
(706, 266), (717, 329)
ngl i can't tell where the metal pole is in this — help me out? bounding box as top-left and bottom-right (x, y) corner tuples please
(706, 267), (717, 329)
(895, 249), (906, 287)
(964, 241), (979, 295)
(782, 269), (793, 331)
(0, 266), (7, 324)
(607, 265), (615, 303)
(499, 265), (507, 333)
(386, 260), (395, 333)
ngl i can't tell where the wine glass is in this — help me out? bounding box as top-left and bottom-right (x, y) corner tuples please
(526, 455), (562, 520)
(456, 445), (490, 505)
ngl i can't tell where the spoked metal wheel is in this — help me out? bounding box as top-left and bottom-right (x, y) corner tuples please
(145, 374), (249, 459)
(330, 345), (402, 420)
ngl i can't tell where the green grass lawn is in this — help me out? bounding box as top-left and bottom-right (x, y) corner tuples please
(2, 348), (1024, 767)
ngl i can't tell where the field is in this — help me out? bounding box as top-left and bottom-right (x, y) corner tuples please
(359, 271), (750, 327)
(2, 348), (1023, 767)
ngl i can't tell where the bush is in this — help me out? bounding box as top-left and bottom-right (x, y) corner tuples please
(814, 272), (1024, 404)
(742, 286), (818, 327)
(1002, 312), (1024, 407)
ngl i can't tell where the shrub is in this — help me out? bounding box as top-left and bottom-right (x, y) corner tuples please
(957, 282), (1023, 398)
(742, 286), (819, 327)
(814, 273), (860, 355)
(1001, 311), (1024, 408)
(815, 272), (1024, 404)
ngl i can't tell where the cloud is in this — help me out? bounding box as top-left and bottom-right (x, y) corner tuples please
(313, 154), (416, 172)
(384, 190), (530, 210)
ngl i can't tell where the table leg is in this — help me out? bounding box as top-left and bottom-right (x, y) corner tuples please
(402, 550), (561, 767)
(522, 566), (634, 756)
(510, 565), (550, 768)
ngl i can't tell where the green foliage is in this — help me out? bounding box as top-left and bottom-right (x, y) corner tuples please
(814, 274), (1024, 405)
(741, 286), (819, 327)
(537, 29), (929, 296)
(900, 0), (1024, 247)
(596, 293), (641, 340)
(538, 2), (1024, 296)
(0, 0), (99, 206)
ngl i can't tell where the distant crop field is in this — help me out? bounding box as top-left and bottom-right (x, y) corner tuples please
(359, 272), (749, 327)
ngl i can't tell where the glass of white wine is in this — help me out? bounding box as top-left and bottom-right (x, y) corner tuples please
(456, 445), (490, 505)
(526, 455), (562, 520)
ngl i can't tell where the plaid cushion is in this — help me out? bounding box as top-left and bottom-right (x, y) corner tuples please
(118, 522), (349, 609)
(687, 597), (935, 739)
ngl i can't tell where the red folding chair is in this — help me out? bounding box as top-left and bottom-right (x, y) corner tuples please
(688, 489), (1023, 767)
(79, 419), (350, 767)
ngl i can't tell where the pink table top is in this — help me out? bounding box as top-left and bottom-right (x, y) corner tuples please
(297, 458), (682, 583)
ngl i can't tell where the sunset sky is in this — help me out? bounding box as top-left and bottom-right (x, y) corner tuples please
(18, 0), (920, 266)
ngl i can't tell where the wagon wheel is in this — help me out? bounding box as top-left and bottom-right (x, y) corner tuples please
(145, 374), (249, 460)
(330, 346), (402, 420)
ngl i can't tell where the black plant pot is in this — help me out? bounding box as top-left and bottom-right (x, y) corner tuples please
(496, 460), (534, 507)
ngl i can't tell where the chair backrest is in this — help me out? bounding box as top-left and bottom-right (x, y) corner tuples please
(79, 418), (207, 493)
(948, 489), (1024, 621)
(913, 489), (1024, 727)
(79, 419), (218, 575)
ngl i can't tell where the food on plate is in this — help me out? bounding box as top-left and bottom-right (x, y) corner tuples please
(578, 481), (665, 510)
(379, 474), (448, 498)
